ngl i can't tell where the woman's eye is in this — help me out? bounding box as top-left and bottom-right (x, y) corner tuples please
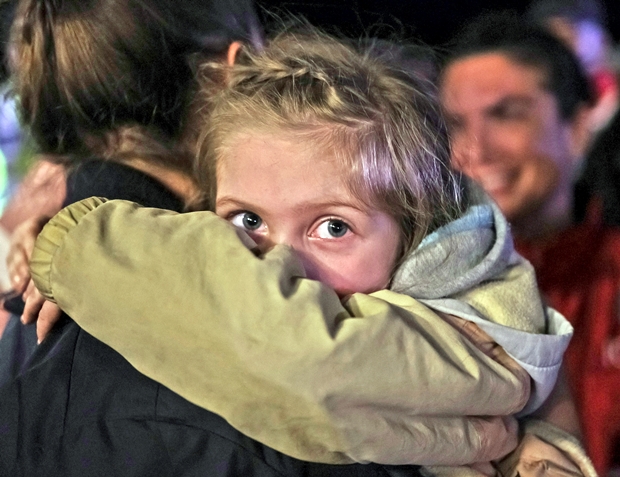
(491, 102), (529, 121)
(315, 219), (349, 239)
(230, 212), (264, 232)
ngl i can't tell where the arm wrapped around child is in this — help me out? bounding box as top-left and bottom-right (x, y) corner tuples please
(27, 30), (595, 477)
(29, 196), (594, 477)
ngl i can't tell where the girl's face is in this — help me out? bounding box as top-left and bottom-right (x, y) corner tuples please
(215, 131), (401, 297)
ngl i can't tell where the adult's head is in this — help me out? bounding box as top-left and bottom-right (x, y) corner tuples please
(8, 0), (262, 164)
(526, 0), (608, 75)
(196, 29), (464, 293)
(441, 13), (593, 237)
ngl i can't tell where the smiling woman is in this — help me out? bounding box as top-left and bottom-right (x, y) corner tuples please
(442, 52), (581, 229)
(440, 12), (593, 238)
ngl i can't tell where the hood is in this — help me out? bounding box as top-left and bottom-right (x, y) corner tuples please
(391, 182), (515, 300)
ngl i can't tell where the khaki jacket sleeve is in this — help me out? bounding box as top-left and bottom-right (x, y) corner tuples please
(31, 198), (529, 465)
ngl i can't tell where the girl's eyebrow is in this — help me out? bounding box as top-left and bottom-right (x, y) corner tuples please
(299, 199), (369, 215)
(215, 196), (249, 210)
(216, 196), (370, 215)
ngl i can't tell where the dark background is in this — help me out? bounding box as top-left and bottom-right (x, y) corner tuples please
(256, 0), (620, 46)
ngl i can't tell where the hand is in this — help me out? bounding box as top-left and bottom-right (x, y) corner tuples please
(22, 280), (62, 343)
(7, 215), (50, 293)
(498, 433), (585, 477)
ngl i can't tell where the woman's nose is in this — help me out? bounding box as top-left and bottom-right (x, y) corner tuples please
(452, 123), (489, 173)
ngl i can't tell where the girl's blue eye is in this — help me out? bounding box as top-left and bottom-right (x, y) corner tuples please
(315, 219), (349, 238)
(230, 212), (263, 231)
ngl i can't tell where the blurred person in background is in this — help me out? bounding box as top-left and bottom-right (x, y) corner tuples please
(527, 0), (617, 132)
(0, 0), (21, 295)
(441, 12), (620, 475)
(0, 0), (65, 305)
(0, 0), (17, 215)
(527, 0), (620, 228)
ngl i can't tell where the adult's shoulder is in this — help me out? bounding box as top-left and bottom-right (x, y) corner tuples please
(64, 159), (184, 211)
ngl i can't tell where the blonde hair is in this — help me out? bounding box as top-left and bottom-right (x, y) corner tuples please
(196, 29), (466, 258)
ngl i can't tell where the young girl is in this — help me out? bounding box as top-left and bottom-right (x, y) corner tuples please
(28, 31), (589, 474)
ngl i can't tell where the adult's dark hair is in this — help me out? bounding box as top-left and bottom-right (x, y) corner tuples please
(444, 12), (594, 120)
(8, 0), (262, 159)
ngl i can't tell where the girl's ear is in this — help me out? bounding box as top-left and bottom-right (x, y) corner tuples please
(227, 41), (243, 66)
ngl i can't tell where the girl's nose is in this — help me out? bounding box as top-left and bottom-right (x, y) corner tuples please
(268, 231), (321, 280)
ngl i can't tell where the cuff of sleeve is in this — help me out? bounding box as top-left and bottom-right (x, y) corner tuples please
(30, 197), (109, 302)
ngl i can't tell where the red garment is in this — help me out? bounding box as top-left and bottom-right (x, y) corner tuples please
(516, 207), (620, 475)
(592, 69), (618, 104)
